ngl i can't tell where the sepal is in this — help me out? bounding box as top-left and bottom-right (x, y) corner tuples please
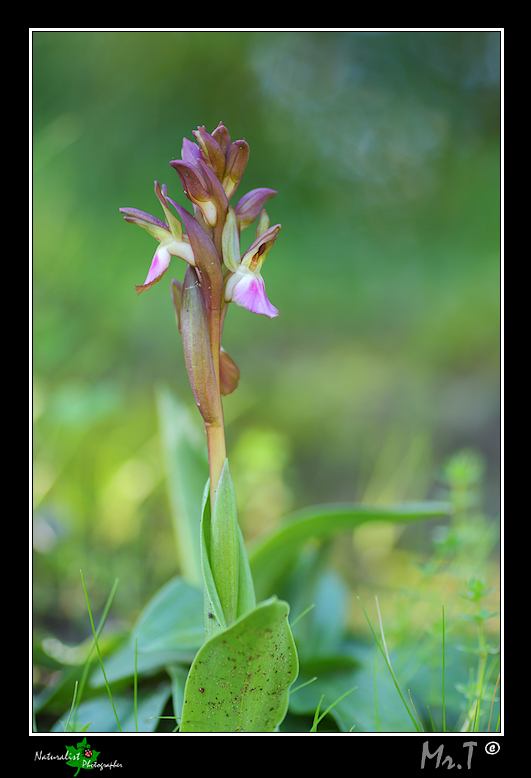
(221, 206), (241, 272)
(234, 188), (277, 230)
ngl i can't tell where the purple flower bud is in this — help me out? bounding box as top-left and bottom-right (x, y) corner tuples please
(193, 125), (226, 181)
(234, 188), (277, 230)
(170, 160), (218, 227)
(212, 122), (231, 156)
(222, 140), (250, 200)
(181, 137), (202, 167)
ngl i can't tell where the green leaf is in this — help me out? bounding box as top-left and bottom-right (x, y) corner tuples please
(156, 387), (208, 588)
(200, 462), (256, 638)
(209, 460), (240, 626)
(180, 597), (298, 732)
(133, 576), (204, 652)
(90, 577), (203, 688)
(200, 481), (227, 637)
(249, 502), (451, 600)
(290, 642), (416, 732)
(56, 683), (170, 733)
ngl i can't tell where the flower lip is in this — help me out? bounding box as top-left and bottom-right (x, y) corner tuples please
(135, 244), (172, 294)
(225, 267), (279, 318)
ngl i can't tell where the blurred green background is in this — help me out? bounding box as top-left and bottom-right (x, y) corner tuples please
(33, 31), (500, 646)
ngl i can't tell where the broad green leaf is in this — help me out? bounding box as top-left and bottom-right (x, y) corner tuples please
(90, 577), (203, 687)
(156, 387), (208, 587)
(200, 462), (256, 639)
(133, 576), (204, 652)
(90, 641), (194, 687)
(54, 683), (171, 733)
(180, 597), (298, 732)
(200, 481), (228, 637)
(289, 564), (350, 660)
(209, 459), (240, 625)
(249, 502), (451, 600)
(167, 664), (188, 729)
(289, 642), (415, 733)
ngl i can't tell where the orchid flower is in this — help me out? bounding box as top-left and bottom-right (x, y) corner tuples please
(222, 206), (280, 318)
(120, 181), (194, 294)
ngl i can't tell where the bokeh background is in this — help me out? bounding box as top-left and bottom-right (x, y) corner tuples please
(33, 30), (500, 647)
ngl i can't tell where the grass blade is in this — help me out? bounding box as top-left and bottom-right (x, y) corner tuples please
(487, 674), (500, 732)
(64, 681), (79, 732)
(134, 637), (138, 733)
(442, 604), (446, 733)
(80, 570), (122, 732)
(310, 687), (357, 732)
(358, 595), (421, 732)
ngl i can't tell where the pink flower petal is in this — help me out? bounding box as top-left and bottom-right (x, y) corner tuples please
(135, 245), (171, 295)
(228, 271), (279, 318)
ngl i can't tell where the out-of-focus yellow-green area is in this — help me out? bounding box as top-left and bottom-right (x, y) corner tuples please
(32, 31), (500, 643)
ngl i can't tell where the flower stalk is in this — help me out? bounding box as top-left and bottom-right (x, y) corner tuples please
(120, 123), (281, 628)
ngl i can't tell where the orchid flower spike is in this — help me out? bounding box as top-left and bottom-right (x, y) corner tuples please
(120, 124), (281, 318)
(120, 181), (195, 294)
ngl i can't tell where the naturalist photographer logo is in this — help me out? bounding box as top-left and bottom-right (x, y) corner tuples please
(34, 737), (122, 774)
(65, 737), (100, 774)
(66, 738), (122, 774)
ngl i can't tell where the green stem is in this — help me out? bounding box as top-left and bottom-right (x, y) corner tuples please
(206, 420), (227, 506)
